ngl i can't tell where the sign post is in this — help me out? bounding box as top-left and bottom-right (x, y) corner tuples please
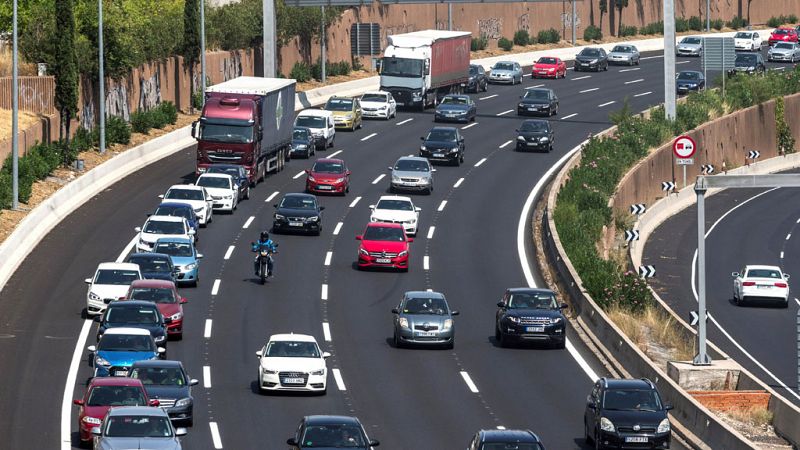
(673, 135), (697, 188)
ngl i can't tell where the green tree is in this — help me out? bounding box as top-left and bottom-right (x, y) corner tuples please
(616, 0), (628, 36)
(53, 0), (78, 145)
(598, 0), (607, 34)
(183, 0), (201, 111)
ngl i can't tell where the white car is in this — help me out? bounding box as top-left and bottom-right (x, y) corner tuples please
(369, 195), (421, 236)
(360, 91), (397, 120)
(295, 109), (335, 151)
(196, 173), (239, 212)
(734, 31), (763, 51)
(159, 184), (213, 227)
(732, 265), (790, 307)
(256, 333), (330, 394)
(135, 215), (195, 253)
(85, 263), (143, 316)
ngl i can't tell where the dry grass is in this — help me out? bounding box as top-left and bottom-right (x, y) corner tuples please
(725, 406), (774, 428)
(607, 304), (696, 363)
(0, 48), (38, 77)
(0, 108), (42, 141)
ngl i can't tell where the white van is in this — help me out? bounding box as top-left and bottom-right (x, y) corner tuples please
(294, 109), (335, 151)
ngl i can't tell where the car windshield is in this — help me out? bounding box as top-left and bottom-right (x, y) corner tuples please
(381, 57), (424, 77)
(441, 96), (468, 105)
(735, 32), (752, 39)
(494, 62), (514, 71)
(612, 46), (632, 53)
(746, 269), (782, 278)
(481, 444), (542, 450)
(774, 29), (790, 35)
(87, 386), (147, 407)
(736, 54), (758, 63)
(507, 292), (558, 309)
(520, 121), (548, 132)
(538, 57), (558, 64)
(207, 166), (241, 178)
(301, 425), (366, 448)
(265, 341), (320, 358)
(98, 334), (155, 352)
(394, 159), (430, 172)
(361, 93), (387, 102)
(154, 242), (193, 257)
(106, 306), (160, 325)
(524, 90), (550, 100)
(677, 72), (701, 80)
(682, 37), (701, 44)
(326, 98), (354, 111)
(580, 49), (600, 57)
(143, 220), (184, 235)
(165, 188), (203, 201)
(363, 226), (406, 241)
(196, 176), (231, 189)
(469, 66), (479, 75)
(199, 122), (253, 143)
(104, 415), (173, 438)
(426, 129), (457, 141)
(127, 257), (172, 273)
(293, 129), (310, 140)
(95, 270), (140, 285)
(131, 367), (186, 386)
(403, 297), (448, 315)
(296, 116), (327, 128)
(312, 162), (345, 173)
(603, 389), (662, 411)
(776, 42), (795, 49)
(376, 199), (414, 211)
(128, 288), (177, 304)
(279, 196), (317, 209)
(154, 205), (193, 221)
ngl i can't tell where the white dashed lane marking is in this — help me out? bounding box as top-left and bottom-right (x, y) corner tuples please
(329, 150), (343, 157)
(460, 371), (479, 393)
(571, 75), (591, 81)
(203, 366), (212, 388)
(361, 133), (377, 141)
(209, 422), (223, 449)
(324, 252), (332, 266)
(634, 91), (652, 97)
(396, 118), (414, 125)
(243, 216), (255, 229)
(265, 191), (279, 202)
(321, 284), (329, 300)
(427, 226), (435, 239)
(372, 174), (385, 184)
(499, 140), (513, 148)
(333, 222), (343, 235)
(224, 245), (234, 260)
(496, 109), (513, 116)
(619, 68), (640, 72)
(437, 200), (448, 211)
(293, 170), (305, 179)
(453, 178), (464, 188)
(624, 78), (644, 84)
(423, 256), (430, 270)
(474, 157), (487, 167)
(461, 123), (478, 130)
(332, 369), (347, 390)
(579, 88), (599, 93)
(561, 113), (578, 120)
(599, 101), (616, 107)
(349, 197), (361, 208)
(211, 279), (221, 296)
(479, 94), (498, 100)
(322, 322), (332, 342)
(204, 319), (212, 338)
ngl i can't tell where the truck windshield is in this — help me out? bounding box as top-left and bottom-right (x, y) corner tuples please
(199, 123), (253, 143)
(381, 57), (423, 77)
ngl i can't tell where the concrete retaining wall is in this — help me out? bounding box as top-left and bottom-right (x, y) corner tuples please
(689, 390), (771, 412)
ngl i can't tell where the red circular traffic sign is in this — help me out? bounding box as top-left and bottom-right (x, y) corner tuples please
(673, 135), (697, 159)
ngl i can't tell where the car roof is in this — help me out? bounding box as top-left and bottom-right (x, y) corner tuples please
(537, 55), (562, 59)
(303, 415), (362, 426)
(129, 279), (176, 289)
(89, 376), (146, 387)
(327, 96), (353, 101)
(678, 70), (703, 75)
(167, 184), (203, 191)
(269, 333), (317, 343)
(106, 405), (169, 417)
(197, 173), (233, 180)
(525, 88), (553, 94)
(429, 126), (458, 132)
(146, 215), (185, 223)
(103, 327), (152, 336)
(314, 158), (345, 164)
(128, 253), (173, 262)
(361, 91), (389, 97)
(494, 60), (516, 64)
(298, 109), (333, 118)
(108, 300), (160, 309)
(366, 221), (404, 229)
(604, 378), (655, 390)
(395, 156), (429, 163)
(131, 359), (184, 369)
(479, 429), (540, 443)
(506, 287), (556, 295)
(282, 192), (316, 200)
(157, 202), (193, 209)
(522, 119), (549, 125)
(377, 195), (413, 203)
(404, 290), (445, 300)
(97, 262), (140, 271)
(294, 126), (312, 132)
(745, 265), (782, 271)
(155, 237), (193, 244)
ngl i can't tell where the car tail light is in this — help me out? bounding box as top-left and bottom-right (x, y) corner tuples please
(775, 282), (788, 288)
(742, 281), (756, 286)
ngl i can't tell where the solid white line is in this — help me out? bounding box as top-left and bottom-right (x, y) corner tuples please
(224, 245), (235, 260)
(243, 216), (255, 229)
(624, 78), (644, 84)
(293, 170), (305, 179)
(530, 84), (545, 88)
(580, 88), (599, 93)
(634, 91), (653, 97)
(372, 174), (386, 184)
(265, 191), (279, 202)
(360, 132), (377, 141)
(598, 101), (616, 107)
(461, 122), (478, 130)
(774, 67), (786, 71)
(322, 322), (332, 342)
(333, 222), (343, 235)
(499, 140), (513, 148)
(560, 113), (578, 120)
(349, 196), (361, 208)
(427, 226), (436, 239)
(676, 60), (691, 64)
(209, 422), (223, 449)
(619, 68), (641, 72)
(203, 366), (212, 388)
(396, 118), (414, 125)
(496, 109), (513, 116)
(60, 319), (93, 450)
(204, 319), (213, 338)
(474, 157), (487, 167)
(571, 75), (591, 81)
(117, 235), (138, 262)
(437, 200), (448, 212)
(787, 233), (792, 240)
(460, 371), (479, 393)
(321, 284), (328, 300)
(453, 178), (465, 188)
(211, 279), (221, 296)
(640, 55), (664, 60)
(332, 369), (347, 390)
(479, 94), (498, 100)
(423, 256), (430, 270)
(324, 251), (332, 266)
(329, 150), (343, 158)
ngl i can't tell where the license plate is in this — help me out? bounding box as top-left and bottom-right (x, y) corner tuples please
(376, 258), (392, 264)
(433, 153), (444, 158)
(113, 370), (129, 377)
(528, 107), (538, 111)
(396, 102), (405, 106)
(417, 331), (437, 337)
(317, 185), (332, 190)
(289, 222), (303, 227)
(580, 62), (589, 65)
(757, 285), (771, 289)
(526, 326), (545, 332)
(625, 437), (648, 443)
(282, 377), (305, 384)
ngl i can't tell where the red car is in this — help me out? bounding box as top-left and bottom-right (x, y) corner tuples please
(306, 158), (351, 195)
(769, 27), (799, 46)
(356, 222), (413, 271)
(124, 279), (187, 339)
(73, 377), (157, 444)
(531, 56), (567, 79)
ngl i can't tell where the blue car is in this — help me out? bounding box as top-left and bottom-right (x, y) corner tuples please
(153, 237), (203, 287)
(153, 202), (200, 237)
(88, 327), (165, 377)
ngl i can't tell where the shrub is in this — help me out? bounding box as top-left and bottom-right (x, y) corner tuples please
(639, 21), (664, 35)
(767, 16), (782, 27)
(537, 28), (561, 44)
(352, 57), (364, 72)
(711, 19), (724, 30)
(727, 16), (748, 30)
(498, 37), (513, 51)
(619, 25), (637, 37)
(130, 110), (154, 134)
(584, 25), (603, 41)
(72, 127), (94, 152)
(688, 16), (703, 31)
(675, 17), (689, 32)
(105, 116), (131, 145)
(471, 35), (488, 51)
(158, 101), (178, 126)
(289, 62), (311, 82)
(513, 30), (530, 46)
(0, 171), (11, 209)
(789, 14), (799, 23)
(776, 97), (796, 154)
(191, 90), (205, 111)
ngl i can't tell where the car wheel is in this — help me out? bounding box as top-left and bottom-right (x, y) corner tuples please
(595, 430), (603, 450)
(499, 332), (508, 348)
(244, 186), (250, 200)
(584, 420), (594, 444)
(393, 331), (403, 348)
(495, 325), (501, 340)
(425, 187), (433, 195)
(453, 156), (461, 167)
(444, 340), (454, 350)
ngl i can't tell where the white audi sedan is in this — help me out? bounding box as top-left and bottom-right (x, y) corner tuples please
(256, 334), (330, 394)
(369, 195), (421, 236)
(159, 184), (213, 227)
(195, 173), (239, 213)
(135, 215), (195, 252)
(732, 265), (790, 307)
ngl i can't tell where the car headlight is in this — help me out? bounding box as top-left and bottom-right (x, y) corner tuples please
(193, 207), (203, 213)
(688, 83), (697, 87)
(420, 145), (427, 151)
(548, 67), (554, 71)
(398, 250), (408, 257)
(95, 356), (111, 367)
(422, 177), (431, 185)
(89, 292), (101, 301)
(154, 335), (166, 343)
(517, 136), (525, 141)
(262, 368), (277, 375)
(306, 216), (319, 222)
(399, 317), (409, 329)
(442, 319), (453, 330)
(379, 105), (388, 110)
(392, 175), (402, 182)
(82, 416), (102, 425)
(549, 317), (562, 324)
(223, 193), (233, 199)
(404, 219), (415, 224)
(370, 216), (379, 222)
(335, 177), (346, 183)
(295, 144), (307, 149)
(310, 368), (325, 376)
(507, 316), (520, 324)
(345, 113), (354, 119)
(589, 59), (598, 64)
(450, 147), (460, 153)
(657, 418), (671, 433)
(518, 103), (525, 108)
(170, 312), (183, 321)
(359, 248), (369, 256)
(540, 137), (550, 142)
(600, 417), (615, 432)
(275, 214), (285, 220)
(307, 175), (316, 182)
(185, 263), (197, 270)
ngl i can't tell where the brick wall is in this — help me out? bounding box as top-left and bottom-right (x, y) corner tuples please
(689, 390), (771, 412)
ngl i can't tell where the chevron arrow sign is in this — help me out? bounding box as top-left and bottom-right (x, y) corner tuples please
(630, 204), (646, 215)
(638, 265), (656, 278)
(661, 181), (676, 191)
(701, 164), (715, 175)
(747, 150), (761, 159)
(625, 230), (640, 242)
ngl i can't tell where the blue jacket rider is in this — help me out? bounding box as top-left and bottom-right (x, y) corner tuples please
(252, 231), (277, 277)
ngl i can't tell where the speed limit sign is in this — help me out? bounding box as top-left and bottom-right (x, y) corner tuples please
(673, 135), (697, 159)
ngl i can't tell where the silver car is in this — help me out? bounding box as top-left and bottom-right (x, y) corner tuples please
(768, 42), (800, 62)
(488, 61), (523, 85)
(676, 36), (703, 56)
(93, 406), (187, 450)
(608, 44), (640, 65)
(392, 291), (459, 348)
(388, 156), (435, 195)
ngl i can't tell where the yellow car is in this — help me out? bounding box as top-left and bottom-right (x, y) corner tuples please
(324, 96), (363, 131)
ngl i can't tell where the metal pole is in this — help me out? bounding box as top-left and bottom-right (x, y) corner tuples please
(664, 0), (676, 120)
(262, 0), (276, 77)
(98, 0), (105, 154)
(448, 3), (452, 31)
(11, 0), (18, 209)
(321, 5), (326, 83)
(683, 165), (686, 189)
(200, 0), (206, 106)
(706, 0), (710, 32)
(702, 38), (707, 87)
(571, 0), (576, 45)
(694, 186), (712, 365)
(797, 308), (800, 395)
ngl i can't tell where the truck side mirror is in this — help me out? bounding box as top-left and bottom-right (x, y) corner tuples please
(424, 59), (430, 75)
(191, 121), (198, 139)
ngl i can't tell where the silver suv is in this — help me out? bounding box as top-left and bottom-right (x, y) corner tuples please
(388, 156), (435, 195)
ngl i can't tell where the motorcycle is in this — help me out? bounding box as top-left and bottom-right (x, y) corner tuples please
(253, 243), (278, 284)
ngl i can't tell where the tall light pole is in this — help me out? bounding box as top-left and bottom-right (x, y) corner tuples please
(663, 0), (676, 120)
(321, 5), (326, 83)
(200, 0), (206, 106)
(12, 0), (19, 209)
(263, 0), (277, 77)
(98, 0), (106, 154)
(706, 0), (710, 31)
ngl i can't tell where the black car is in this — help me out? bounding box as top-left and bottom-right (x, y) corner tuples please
(434, 94), (477, 123)
(730, 53), (766, 75)
(287, 415), (379, 450)
(676, 70), (706, 94)
(516, 119), (554, 153)
(585, 378), (673, 449)
(467, 429), (545, 450)
(273, 193), (325, 235)
(517, 88), (559, 116)
(291, 126), (316, 159)
(126, 253), (177, 282)
(419, 127), (465, 166)
(495, 288), (567, 348)
(466, 64), (488, 93)
(130, 360), (198, 426)
(206, 164), (251, 198)
(96, 300), (168, 348)
(574, 47), (609, 72)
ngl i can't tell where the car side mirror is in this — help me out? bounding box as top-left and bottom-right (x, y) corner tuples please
(355, 235), (362, 240)
(158, 194), (165, 199)
(73, 399), (84, 406)
(387, 166), (393, 171)
(305, 169), (310, 174)
(497, 301), (505, 308)
(134, 226), (142, 232)
(191, 120), (198, 139)
(150, 399), (160, 407)
(320, 206), (325, 211)
(322, 352), (331, 359)
(255, 350), (263, 357)
(407, 237), (414, 243)
(369, 205), (376, 210)
(94, 315), (102, 323)
(181, 297), (188, 304)
(391, 308), (399, 314)
(785, 274), (791, 279)
(273, 204), (278, 208)
(369, 439), (380, 447)
(197, 254), (204, 259)
(189, 379), (199, 386)
(415, 207), (421, 212)
(188, 229), (196, 235)
(515, 129), (519, 132)
(346, 170), (351, 175)
(451, 310), (460, 316)
(518, 95), (523, 99)
(560, 303), (569, 309)
(664, 404), (674, 411)
(287, 438), (299, 446)
(157, 347), (166, 354)
(586, 397), (596, 409)
(732, 272), (739, 277)
(175, 427), (188, 437)
(431, 168), (437, 173)
(420, 136), (425, 140)
(84, 278), (92, 284)
(91, 427), (102, 436)
(87, 345), (97, 352)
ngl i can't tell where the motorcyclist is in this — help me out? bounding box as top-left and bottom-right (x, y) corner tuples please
(251, 231), (277, 277)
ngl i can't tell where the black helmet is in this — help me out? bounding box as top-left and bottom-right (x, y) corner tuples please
(260, 231), (269, 241)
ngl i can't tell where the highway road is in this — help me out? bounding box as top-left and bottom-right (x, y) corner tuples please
(0, 46), (742, 449)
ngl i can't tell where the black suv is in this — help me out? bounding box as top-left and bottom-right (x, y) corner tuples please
(467, 429), (545, 449)
(419, 127), (465, 166)
(96, 300), (168, 349)
(575, 47), (609, 72)
(730, 52), (766, 75)
(131, 360), (198, 426)
(516, 119), (554, 153)
(466, 64), (488, 93)
(287, 415), (379, 449)
(495, 288), (567, 348)
(584, 378), (672, 449)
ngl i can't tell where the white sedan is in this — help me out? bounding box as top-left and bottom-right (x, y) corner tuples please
(369, 195), (421, 236)
(196, 173), (239, 212)
(732, 265), (790, 307)
(256, 333), (330, 394)
(360, 91), (397, 120)
(734, 31), (763, 51)
(159, 184), (213, 227)
(135, 215), (195, 253)
(85, 262), (142, 316)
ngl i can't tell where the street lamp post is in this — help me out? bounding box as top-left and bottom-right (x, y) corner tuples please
(12, 0), (19, 209)
(663, 0), (676, 120)
(98, 0), (106, 154)
(200, 0), (206, 106)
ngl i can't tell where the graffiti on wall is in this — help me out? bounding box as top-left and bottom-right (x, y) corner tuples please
(477, 18), (502, 39)
(220, 52), (244, 82)
(560, 12), (581, 28)
(107, 84), (130, 122)
(517, 14), (530, 32)
(139, 72), (161, 112)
